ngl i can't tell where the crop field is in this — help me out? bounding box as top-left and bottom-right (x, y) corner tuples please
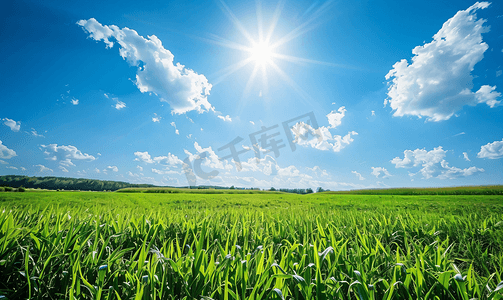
(0, 191), (502, 299)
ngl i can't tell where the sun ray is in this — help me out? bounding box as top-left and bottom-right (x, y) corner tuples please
(265, 0), (285, 44)
(236, 63), (261, 114)
(272, 53), (359, 70)
(256, 0), (264, 42)
(268, 60), (326, 114)
(218, 0), (256, 45)
(201, 33), (250, 52)
(210, 57), (255, 86)
(268, 61), (311, 103)
(206, 0), (346, 103)
(271, 0), (334, 49)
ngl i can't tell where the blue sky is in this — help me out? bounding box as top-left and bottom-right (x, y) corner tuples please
(1, 0), (502, 190)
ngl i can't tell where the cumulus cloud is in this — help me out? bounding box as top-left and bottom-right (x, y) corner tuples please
(115, 100), (126, 110)
(107, 166), (119, 172)
(0, 141), (17, 159)
(184, 142), (230, 170)
(306, 166), (329, 177)
(292, 122), (357, 152)
(41, 144), (95, 167)
(392, 146), (484, 179)
(217, 115), (232, 122)
(2, 118), (20, 132)
(371, 167), (391, 178)
(137, 165), (143, 171)
(437, 160), (484, 179)
(78, 18), (213, 114)
(35, 164), (53, 173)
(0, 160), (7, 164)
(352, 171), (365, 180)
(326, 106), (346, 129)
(154, 153), (183, 166)
(477, 139), (503, 159)
(385, 2), (500, 121)
(152, 113), (161, 123)
(71, 98), (79, 105)
(59, 166), (69, 173)
(289, 109), (357, 152)
(134, 151), (155, 164)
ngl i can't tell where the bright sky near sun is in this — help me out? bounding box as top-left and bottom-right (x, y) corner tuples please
(1, 0), (502, 190)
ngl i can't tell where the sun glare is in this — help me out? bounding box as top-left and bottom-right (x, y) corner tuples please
(211, 0), (339, 100)
(250, 42), (273, 65)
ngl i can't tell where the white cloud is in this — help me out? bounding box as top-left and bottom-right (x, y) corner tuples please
(134, 151), (154, 164)
(463, 152), (470, 161)
(94, 168), (101, 173)
(170, 122), (179, 135)
(128, 171), (139, 177)
(217, 115), (232, 122)
(0, 141), (17, 159)
(437, 160), (484, 179)
(371, 111), (375, 116)
(477, 139), (503, 159)
(20, 167), (26, 171)
(41, 144), (95, 167)
(385, 2), (500, 121)
(152, 117), (160, 123)
(306, 166), (329, 177)
(115, 100), (126, 110)
(289, 109), (357, 153)
(371, 167), (391, 178)
(291, 122), (358, 152)
(78, 18), (213, 115)
(137, 165), (143, 172)
(35, 164), (53, 173)
(3, 118), (20, 132)
(30, 129), (45, 138)
(326, 106), (346, 129)
(152, 168), (181, 175)
(250, 121), (255, 125)
(153, 153), (183, 166)
(0, 159), (7, 164)
(352, 171), (365, 180)
(6, 166), (18, 170)
(71, 98), (79, 105)
(185, 142), (227, 170)
(107, 166), (119, 172)
(392, 146), (484, 179)
(59, 166), (69, 173)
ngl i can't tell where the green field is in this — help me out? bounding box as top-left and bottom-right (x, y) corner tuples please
(1, 191), (502, 299)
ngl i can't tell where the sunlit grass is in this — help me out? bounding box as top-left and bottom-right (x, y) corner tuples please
(0, 192), (502, 299)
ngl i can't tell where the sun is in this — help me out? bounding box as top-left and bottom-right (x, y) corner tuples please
(209, 1), (340, 100)
(250, 41), (273, 66)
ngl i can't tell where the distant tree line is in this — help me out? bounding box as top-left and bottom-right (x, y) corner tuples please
(0, 175), (156, 192)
